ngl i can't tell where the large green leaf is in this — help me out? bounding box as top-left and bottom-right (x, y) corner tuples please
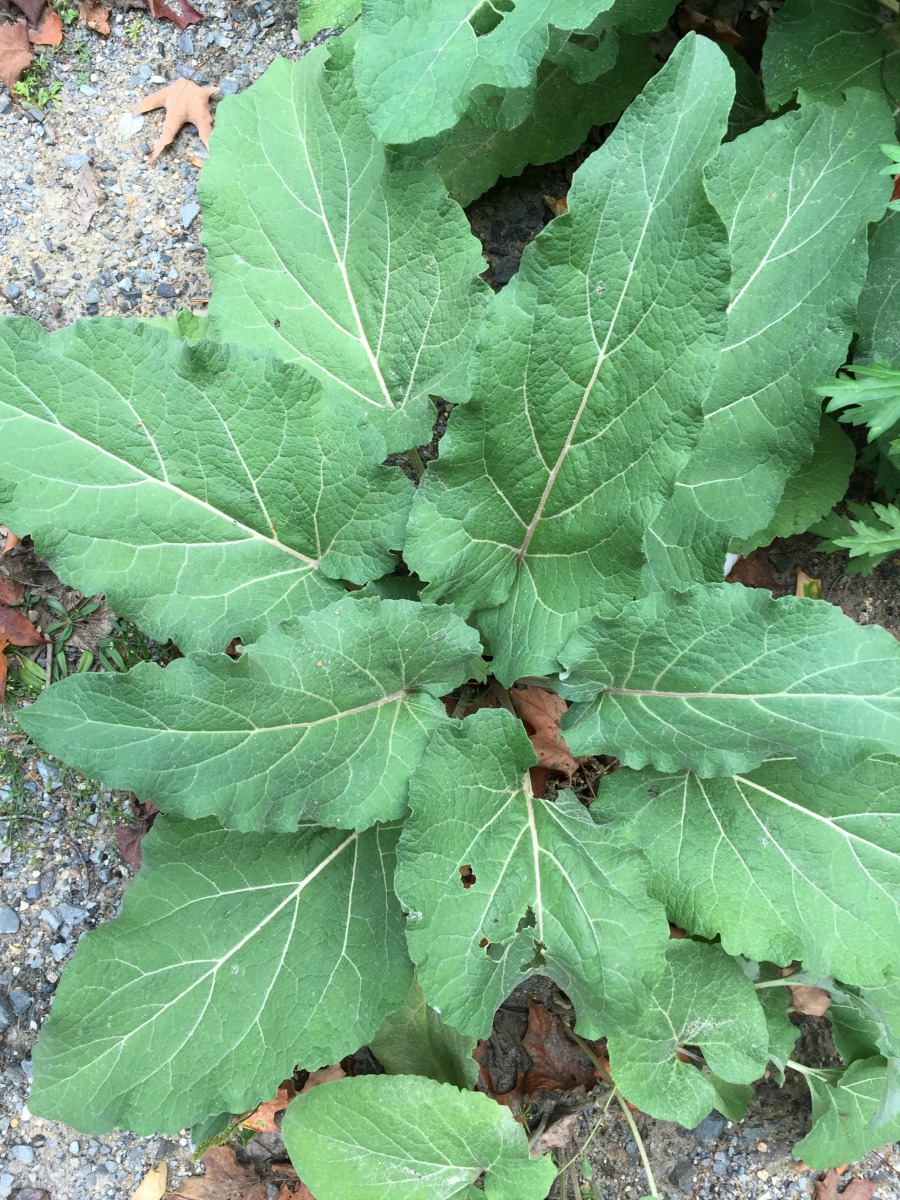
(354, 0), (617, 144)
(412, 32), (657, 207)
(405, 35), (733, 683)
(732, 416), (855, 555)
(29, 817), (411, 1134)
(0, 320), (411, 653)
(201, 38), (489, 448)
(763, 0), (900, 108)
(282, 1074), (556, 1200)
(607, 941), (769, 1128)
(644, 91), (893, 587)
(19, 599), (483, 832)
(858, 211), (900, 367)
(370, 975), (479, 1089)
(559, 584), (900, 775)
(597, 756), (900, 984)
(794, 1058), (900, 1170)
(395, 709), (668, 1040)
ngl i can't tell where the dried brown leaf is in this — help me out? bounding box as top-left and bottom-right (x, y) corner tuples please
(241, 1080), (297, 1133)
(509, 685), (579, 780)
(134, 77), (216, 162)
(163, 1145), (266, 1200)
(677, 5), (742, 45)
(28, 7), (62, 44)
(132, 1162), (168, 1200)
(0, 604), (46, 647)
(522, 1002), (598, 1095)
(0, 19), (32, 92)
(9, 0), (45, 23)
(789, 984), (832, 1017)
(299, 1063), (348, 1092)
(0, 579), (24, 605)
(726, 547), (777, 592)
(148, 0), (201, 27)
(78, 0), (110, 33)
(68, 162), (105, 235)
(814, 1167), (877, 1200)
(529, 1112), (579, 1157)
(796, 569), (823, 600)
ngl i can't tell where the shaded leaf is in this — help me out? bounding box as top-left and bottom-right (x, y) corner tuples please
(21, 599), (483, 832)
(607, 941), (768, 1127)
(857, 212), (900, 367)
(795, 1057), (900, 1171)
(282, 1074), (557, 1200)
(560, 585), (900, 776)
(370, 974), (478, 1090)
(134, 78), (216, 162)
(29, 816), (412, 1133)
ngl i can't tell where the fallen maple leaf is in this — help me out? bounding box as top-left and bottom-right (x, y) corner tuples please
(163, 1145), (266, 1200)
(28, 7), (62, 44)
(0, 604), (47, 648)
(68, 162), (105, 235)
(134, 78), (217, 163)
(149, 0), (202, 28)
(78, 0), (110, 33)
(789, 984), (832, 1016)
(521, 1002), (599, 1095)
(0, 19), (32, 92)
(241, 1080), (297, 1133)
(509, 684), (580, 784)
(814, 1167), (877, 1200)
(132, 1162), (168, 1200)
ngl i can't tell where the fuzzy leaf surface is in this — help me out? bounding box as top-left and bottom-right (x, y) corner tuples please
(282, 1074), (556, 1200)
(355, 0), (618, 144)
(0, 320), (414, 653)
(644, 91), (893, 586)
(297, 0), (360, 39)
(607, 941), (769, 1127)
(794, 1058), (900, 1170)
(732, 416), (855, 555)
(559, 584), (900, 775)
(29, 817), (411, 1134)
(201, 39), (489, 448)
(396, 709), (668, 1040)
(598, 756), (900, 984)
(406, 35), (733, 682)
(857, 212), (900, 367)
(19, 599), (483, 832)
(763, 0), (900, 108)
(412, 33), (657, 207)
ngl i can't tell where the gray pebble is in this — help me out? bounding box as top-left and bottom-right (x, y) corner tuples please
(50, 942), (69, 961)
(3, 284), (21, 302)
(0, 1175), (13, 1199)
(670, 1160), (695, 1192)
(25, 883), (41, 900)
(0, 994), (13, 1030)
(40, 909), (61, 932)
(0, 904), (20, 933)
(69, 1141), (80, 1156)
(58, 902), (88, 925)
(11, 1145), (34, 1165)
(25, 107), (45, 124)
(693, 1111), (728, 1144)
(181, 202), (201, 228)
(0, 95), (10, 116)
(79, 85), (97, 97)
(178, 29), (194, 54)
(156, 282), (176, 298)
(9, 988), (31, 1014)
(84, 290), (100, 304)
(220, 77), (240, 95)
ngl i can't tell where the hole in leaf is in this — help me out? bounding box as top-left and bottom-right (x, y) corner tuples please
(459, 864), (477, 888)
(515, 906), (536, 933)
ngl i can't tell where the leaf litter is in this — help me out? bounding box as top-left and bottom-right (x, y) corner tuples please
(134, 78), (217, 162)
(0, 19), (32, 92)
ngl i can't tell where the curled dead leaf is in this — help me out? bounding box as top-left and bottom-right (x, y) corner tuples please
(241, 1079), (297, 1133)
(68, 162), (106, 235)
(789, 984), (832, 1017)
(529, 1111), (579, 1157)
(813, 1167), (877, 1200)
(134, 77), (217, 162)
(132, 1161), (168, 1200)
(78, 0), (110, 33)
(149, 0), (202, 27)
(299, 1063), (348, 1092)
(0, 579), (24, 605)
(509, 685), (580, 781)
